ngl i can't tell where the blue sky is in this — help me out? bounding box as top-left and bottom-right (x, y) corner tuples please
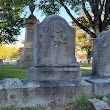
(18, 6), (77, 41)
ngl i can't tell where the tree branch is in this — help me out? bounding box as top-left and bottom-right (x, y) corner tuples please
(104, 0), (110, 20)
(88, 0), (95, 16)
(82, 0), (93, 27)
(102, 0), (110, 30)
(59, 0), (96, 38)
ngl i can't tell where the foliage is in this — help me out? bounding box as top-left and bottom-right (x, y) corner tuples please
(106, 94), (110, 99)
(1, 0), (110, 43)
(0, 64), (27, 80)
(75, 23), (93, 63)
(0, 0), (34, 44)
(0, 45), (20, 60)
(65, 97), (88, 110)
(73, 97), (88, 110)
(36, 0), (110, 38)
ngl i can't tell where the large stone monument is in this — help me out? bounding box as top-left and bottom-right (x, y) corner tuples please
(19, 3), (39, 68)
(92, 30), (110, 78)
(29, 15), (81, 83)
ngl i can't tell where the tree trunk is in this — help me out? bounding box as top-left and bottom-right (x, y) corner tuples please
(87, 50), (91, 64)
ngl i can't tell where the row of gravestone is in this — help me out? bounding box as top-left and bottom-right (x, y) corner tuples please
(28, 15), (110, 83)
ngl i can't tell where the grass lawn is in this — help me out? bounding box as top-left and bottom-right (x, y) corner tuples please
(81, 69), (91, 76)
(80, 63), (92, 67)
(0, 64), (28, 80)
(80, 63), (92, 76)
(0, 64), (92, 80)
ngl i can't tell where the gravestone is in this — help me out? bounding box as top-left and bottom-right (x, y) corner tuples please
(84, 30), (110, 96)
(92, 30), (110, 78)
(29, 15), (81, 83)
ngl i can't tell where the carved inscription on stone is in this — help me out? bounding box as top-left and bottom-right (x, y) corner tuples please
(51, 28), (66, 44)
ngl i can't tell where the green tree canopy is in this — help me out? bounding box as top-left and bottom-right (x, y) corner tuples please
(0, 0), (33, 44)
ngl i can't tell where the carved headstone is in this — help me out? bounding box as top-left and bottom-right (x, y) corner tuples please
(29, 15), (81, 83)
(92, 30), (110, 78)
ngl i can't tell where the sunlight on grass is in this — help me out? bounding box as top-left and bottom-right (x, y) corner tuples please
(0, 63), (92, 80)
(81, 69), (91, 76)
(0, 64), (28, 80)
(80, 63), (92, 76)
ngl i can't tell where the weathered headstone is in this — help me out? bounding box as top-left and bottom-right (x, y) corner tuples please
(92, 30), (110, 78)
(29, 15), (81, 83)
(84, 30), (110, 96)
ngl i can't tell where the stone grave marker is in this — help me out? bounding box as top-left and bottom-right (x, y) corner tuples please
(29, 15), (81, 83)
(92, 30), (110, 78)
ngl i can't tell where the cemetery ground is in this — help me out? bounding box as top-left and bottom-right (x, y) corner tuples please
(0, 64), (110, 110)
(0, 64), (92, 110)
(0, 64), (27, 80)
(1, 64), (110, 110)
(0, 64), (91, 80)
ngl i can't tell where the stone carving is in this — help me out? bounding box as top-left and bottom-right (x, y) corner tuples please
(33, 15), (77, 66)
(29, 15), (81, 83)
(51, 28), (66, 44)
(92, 30), (110, 78)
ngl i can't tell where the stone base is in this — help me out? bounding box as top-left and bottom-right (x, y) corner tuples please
(84, 76), (110, 96)
(0, 79), (92, 108)
(19, 48), (33, 68)
(28, 64), (81, 83)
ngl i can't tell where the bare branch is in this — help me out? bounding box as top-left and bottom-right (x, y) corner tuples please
(82, 0), (93, 26)
(102, 0), (110, 30)
(104, 0), (110, 20)
(59, 0), (96, 38)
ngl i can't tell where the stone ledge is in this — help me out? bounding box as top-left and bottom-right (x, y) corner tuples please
(28, 66), (81, 82)
(83, 77), (110, 96)
(0, 79), (92, 108)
